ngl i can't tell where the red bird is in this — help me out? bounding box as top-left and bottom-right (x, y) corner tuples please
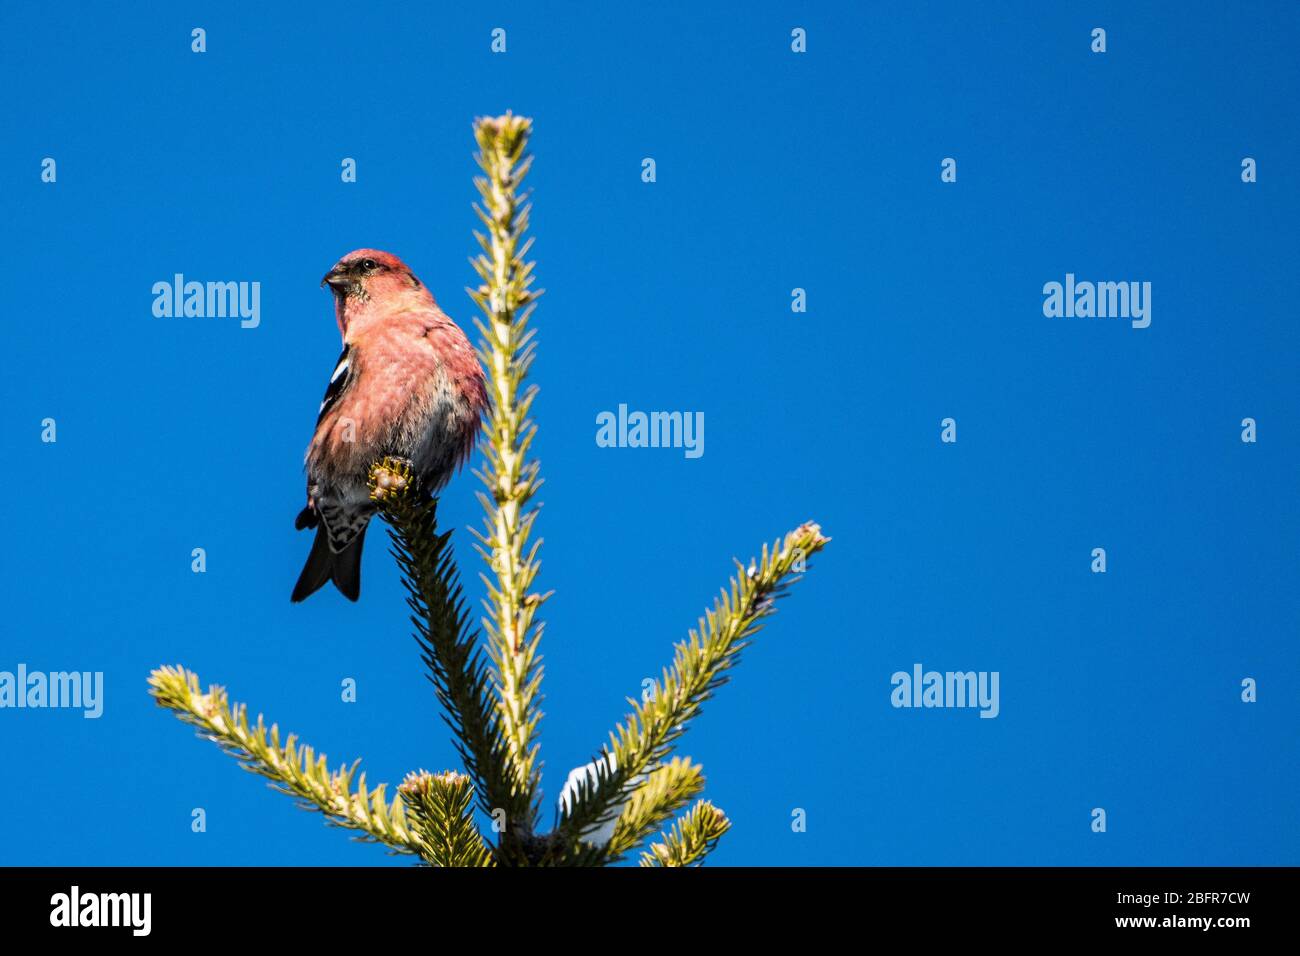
(291, 249), (487, 602)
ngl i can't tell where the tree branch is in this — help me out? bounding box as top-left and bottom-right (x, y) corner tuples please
(399, 770), (493, 867)
(606, 757), (705, 862)
(467, 112), (547, 849)
(370, 459), (514, 841)
(639, 801), (731, 867)
(147, 665), (418, 854)
(557, 522), (829, 850)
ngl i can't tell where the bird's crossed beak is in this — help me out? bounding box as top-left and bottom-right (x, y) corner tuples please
(321, 266), (354, 295)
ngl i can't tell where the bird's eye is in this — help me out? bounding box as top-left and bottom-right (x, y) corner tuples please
(362, 258), (377, 271)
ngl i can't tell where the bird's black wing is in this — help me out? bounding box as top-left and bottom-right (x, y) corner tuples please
(295, 345), (353, 531)
(315, 344), (352, 425)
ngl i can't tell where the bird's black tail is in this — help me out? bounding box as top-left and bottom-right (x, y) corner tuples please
(291, 523), (366, 602)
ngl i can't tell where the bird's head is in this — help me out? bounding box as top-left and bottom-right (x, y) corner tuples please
(322, 249), (429, 336)
(321, 249), (421, 301)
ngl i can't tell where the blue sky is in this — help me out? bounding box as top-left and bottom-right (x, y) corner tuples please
(2, 1), (1297, 865)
